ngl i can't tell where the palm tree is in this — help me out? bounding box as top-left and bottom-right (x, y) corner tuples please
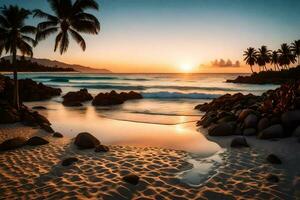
(278, 43), (296, 69)
(33, 0), (100, 54)
(257, 45), (271, 71)
(0, 5), (36, 109)
(270, 50), (280, 71)
(291, 40), (300, 66)
(243, 47), (257, 73)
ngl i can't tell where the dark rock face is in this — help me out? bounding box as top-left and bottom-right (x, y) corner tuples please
(122, 174), (140, 185)
(208, 122), (236, 136)
(92, 90), (142, 106)
(258, 124), (284, 139)
(243, 128), (257, 136)
(94, 145), (109, 152)
(62, 157), (78, 166)
(266, 154), (282, 164)
(230, 136), (249, 148)
(0, 137), (27, 151)
(62, 89), (93, 107)
(53, 132), (63, 138)
(74, 132), (100, 149)
(40, 123), (54, 133)
(32, 106), (47, 110)
(281, 110), (300, 132)
(26, 136), (49, 146)
(0, 104), (20, 124)
(257, 118), (269, 132)
(293, 126), (300, 137)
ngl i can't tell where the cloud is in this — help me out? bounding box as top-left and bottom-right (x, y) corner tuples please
(201, 59), (240, 68)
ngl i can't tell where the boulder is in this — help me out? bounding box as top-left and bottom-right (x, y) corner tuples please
(40, 123), (54, 133)
(258, 124), (284, 139)
(26, 136), (49, 146)
(244, 114), (258, 128)
(53, 132), (63, 138)
(92, 90), (143, 106)
(62, 89), (93, 107)
(257, 118), (269, 132)
(62, 157), (78, 166)
(266, 154), (282, 164)
(74, 132), (100, 149)
(238, 109), (254, 121)
(230, 136), (249, 148)
(208, 122), (236, 136)
(217, 115), (236, 123)
(0, 137), (27, 151)
(281, 110), (300, 131)
(122, 174), (140, 185)
(94, 145), (109, 152)
(243, 128), (257, 136)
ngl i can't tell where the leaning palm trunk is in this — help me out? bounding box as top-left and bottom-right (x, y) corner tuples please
(12, 48), (20, 109)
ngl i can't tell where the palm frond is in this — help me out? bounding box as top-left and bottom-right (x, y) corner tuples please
(69, 29), (86, 51)
(54, 31), (63, 52)
(71, 19), (99, 34)
(36, 27), (58, 42)
(73, 0), (99, 13)
(59, 32), (69, 54)
(32, 9), (58, 21)
(20, 25), (37, 34)
(37, 21), (59, 31)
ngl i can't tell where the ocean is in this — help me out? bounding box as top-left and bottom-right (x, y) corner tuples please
(14, 73), (278, 154)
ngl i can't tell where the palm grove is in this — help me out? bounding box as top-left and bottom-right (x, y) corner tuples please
(244, 40), (300, 73)
(0, 0), (100, 109)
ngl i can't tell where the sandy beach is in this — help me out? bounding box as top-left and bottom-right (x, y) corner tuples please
(0, 123), (299, 199)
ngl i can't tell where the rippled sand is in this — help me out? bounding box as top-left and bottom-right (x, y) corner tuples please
(0, 124), (298, 199)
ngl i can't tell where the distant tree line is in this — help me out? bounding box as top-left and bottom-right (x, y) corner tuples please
(243, 40), (300, 73)
(0, 56), (75, 72)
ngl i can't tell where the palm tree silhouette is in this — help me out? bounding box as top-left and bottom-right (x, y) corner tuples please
(278, 43), (296, 69)
(257, 45), (271, 71)
(270, 50), (280, 71)
(243, 47), (257, 73)
(0, 5), (36, 109)
(291, 40), (300, 66)
(33, 0), (100, 54)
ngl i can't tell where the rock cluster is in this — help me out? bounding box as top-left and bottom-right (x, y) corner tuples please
(62, 89), (93, 107)
(196, 81), (300, 140)
(92, 90), (143, 106)
(0, 136), (49, 151)
(0, 75), (61, 102)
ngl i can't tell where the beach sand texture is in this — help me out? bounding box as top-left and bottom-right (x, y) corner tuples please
(0, 124), (298, 200)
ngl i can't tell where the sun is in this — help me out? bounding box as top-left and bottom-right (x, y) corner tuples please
(180, 64), (193, 73)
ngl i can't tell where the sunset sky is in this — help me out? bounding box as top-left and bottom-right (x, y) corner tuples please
(2, 0), (300, 73)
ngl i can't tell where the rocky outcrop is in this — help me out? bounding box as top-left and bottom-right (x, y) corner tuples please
(61, 157), (78, 166)
(92, 90), (142, 106)
(230, 136), (249, 148)
(0, 75), (61, 102)
(26, 136), (49, 146)
(122, 174), (140, 185)
(62, 89), (93, 107)
(0, 137), (27, 151)
(196, 81), (300, 140)
(94, 145), (109, 152)
(74, 132), (100, 149)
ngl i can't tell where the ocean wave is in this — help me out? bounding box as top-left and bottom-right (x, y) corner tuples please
(36, 76), (150, 82)
(141, 92), (220, 99)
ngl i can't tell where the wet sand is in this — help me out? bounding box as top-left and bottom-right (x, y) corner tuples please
(0, 124), (299, 199)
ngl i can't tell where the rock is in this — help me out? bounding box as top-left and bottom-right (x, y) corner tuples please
(257, 117), (269, 132)
(266, 154), (282, 164)
(244, 114), (258, 128)
(21, 111), (38, 126)
(258, 124), (284, 139)
(61, 157), (78, 166)
(217, 115), (236, 123)
(230, 136), (249, 148)
(32, 106), (47, 110)
(53, 132), (63, 138)
(0, 137), (27, 151)
(243, 128), (257, 136)
(62, 89), (92, 106)
(26, 136), (49, 146)
(122, 174), (140, 185)
(74, 132), (100, 149)
(293, 126), (300, 137)
(92, 90), (143, 106)
(208, 122), (236, 136)
(0, 107), (20, 124)
(94, 145), (109, 152)
(281, 110), (300, 131)
(238, 109), (254, 121)
(40, 123), (54, 133)
(266, 174), (279, 183)
(31, 112), (50, 125)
